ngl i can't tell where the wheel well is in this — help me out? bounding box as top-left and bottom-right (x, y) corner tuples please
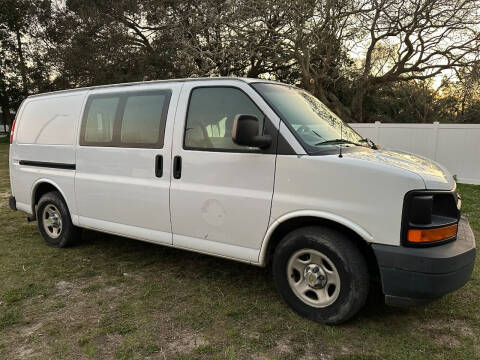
(265, 216), (379, 276)
(32, 182), (61, 217)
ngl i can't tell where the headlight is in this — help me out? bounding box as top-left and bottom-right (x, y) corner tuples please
(402, 190), (460, 247)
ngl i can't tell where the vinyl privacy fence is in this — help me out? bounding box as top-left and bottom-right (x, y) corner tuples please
(349, 122), (480, 185)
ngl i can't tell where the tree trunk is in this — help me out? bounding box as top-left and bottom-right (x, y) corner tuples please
(350, 86), (368, 123)
(16, 30), (28, 95)
(246, 65), (261, 78)
(3, 107), (12, 131)
(0, 82), (12, 131)
(324, 91), (353, 122)
(311, 82), (353, 122)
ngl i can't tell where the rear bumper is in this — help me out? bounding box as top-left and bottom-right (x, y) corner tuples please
(9, 196), (16, 211)
(372, 217), (476, 306)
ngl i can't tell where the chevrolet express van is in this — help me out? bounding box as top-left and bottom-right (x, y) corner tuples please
(8, 78), (476, 324)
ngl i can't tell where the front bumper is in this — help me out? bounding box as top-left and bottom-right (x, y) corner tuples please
(372, 217), (476, 306)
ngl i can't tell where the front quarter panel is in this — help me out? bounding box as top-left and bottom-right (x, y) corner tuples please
(271, 154), (426, 247)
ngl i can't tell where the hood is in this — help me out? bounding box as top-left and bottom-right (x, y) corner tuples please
(344, 149), (455, 190)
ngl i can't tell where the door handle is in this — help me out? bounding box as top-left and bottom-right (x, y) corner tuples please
(155, 155), (163, 177)
(173, 156), (182, 179)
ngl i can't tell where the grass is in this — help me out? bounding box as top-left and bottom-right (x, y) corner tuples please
(0, 141), (479, 359)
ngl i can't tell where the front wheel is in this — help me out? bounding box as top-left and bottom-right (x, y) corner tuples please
(273, 226), (369, 325)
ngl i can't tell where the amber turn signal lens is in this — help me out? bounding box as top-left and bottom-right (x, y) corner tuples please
(408, 224), (458, 243)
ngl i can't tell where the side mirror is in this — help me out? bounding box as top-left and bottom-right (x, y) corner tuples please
(232, 114), (272, 149)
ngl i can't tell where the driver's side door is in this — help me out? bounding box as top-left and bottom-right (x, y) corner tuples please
(170, 80), (279, 262)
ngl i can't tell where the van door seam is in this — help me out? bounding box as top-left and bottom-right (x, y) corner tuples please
(168, 83), (186, 242)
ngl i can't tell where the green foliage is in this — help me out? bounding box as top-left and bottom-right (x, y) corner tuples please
(0, 1), (479, 124)
(0, 310), (21, 331)
(2, 283), (47, 304)
(364, 77), (480, 124)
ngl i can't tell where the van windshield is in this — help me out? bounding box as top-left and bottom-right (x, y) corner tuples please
(252, 83), (364, 152)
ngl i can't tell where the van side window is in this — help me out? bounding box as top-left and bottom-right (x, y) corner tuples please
(84, 97), (119, 143)
(184, 87), (264, 151)
(80, 90), (171, 148)
(16, 94), (84, 145)
(120, 93), (168, 147)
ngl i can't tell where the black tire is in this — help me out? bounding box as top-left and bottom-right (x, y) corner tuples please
(37, 191), (80, 248)
(273, 226), (369, 325)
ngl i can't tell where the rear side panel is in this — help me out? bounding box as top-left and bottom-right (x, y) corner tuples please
(9, 92), (88, 217)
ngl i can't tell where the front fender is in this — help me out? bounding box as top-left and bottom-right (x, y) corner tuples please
(258, 210), (374, 266)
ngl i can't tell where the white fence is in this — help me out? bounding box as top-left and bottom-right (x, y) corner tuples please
(350, 122), (480, 185)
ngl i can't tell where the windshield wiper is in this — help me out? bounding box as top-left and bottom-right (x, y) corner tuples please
(359, 138), (378, 150)
(314, 139), (362, 146)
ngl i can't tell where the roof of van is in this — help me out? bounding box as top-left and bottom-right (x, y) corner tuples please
(27, 77), (280, 99)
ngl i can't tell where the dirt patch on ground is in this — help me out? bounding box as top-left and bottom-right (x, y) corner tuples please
(20, 322), (43, 338)
(55, 280), (74, 294)
(250, 336), (331, 360)
(421, 318), (474, 337)
(299, 344), (332, 360)
(16, 346), (34, 359)
(166, 331), (209, 354)
(274, 337), (293, 354)
(0, 191), (11, 208)
(420, 318), (474, 348)
(1, 270), (221, 359)
(3, 275), (126, 359)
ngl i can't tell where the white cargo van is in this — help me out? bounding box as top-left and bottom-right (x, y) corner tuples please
(8, 78), (476, 324)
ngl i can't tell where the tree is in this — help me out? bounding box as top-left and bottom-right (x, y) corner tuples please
(0, 0), (36, 125)
(2, 0), (479, 125)
(349, 0), (480, 121)
(435, 64), (480, 123)
(363, 79), (443, 123)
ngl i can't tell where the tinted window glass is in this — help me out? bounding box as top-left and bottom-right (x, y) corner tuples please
(81, 90), (171, 148)
(17, 94), (83, 145)
(84, 97), (119, 143)
(121, 94), (167, 145)
(184, 87), (264, 150)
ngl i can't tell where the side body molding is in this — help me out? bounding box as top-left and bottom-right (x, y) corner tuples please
(258, 210), (374, 266)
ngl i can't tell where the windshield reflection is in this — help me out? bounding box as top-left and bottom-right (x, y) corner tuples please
(253, 83), (363, 150)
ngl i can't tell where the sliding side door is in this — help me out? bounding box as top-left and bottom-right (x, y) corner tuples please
(75, 83), (181, 244)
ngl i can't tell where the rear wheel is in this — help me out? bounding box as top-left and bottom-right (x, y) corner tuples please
(37, 191), (80, 248)
(273, 226), (369, 325)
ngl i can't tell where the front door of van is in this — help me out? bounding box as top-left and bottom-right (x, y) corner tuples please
(75, 84), (180, 244)
(170, 80), (279, 262)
